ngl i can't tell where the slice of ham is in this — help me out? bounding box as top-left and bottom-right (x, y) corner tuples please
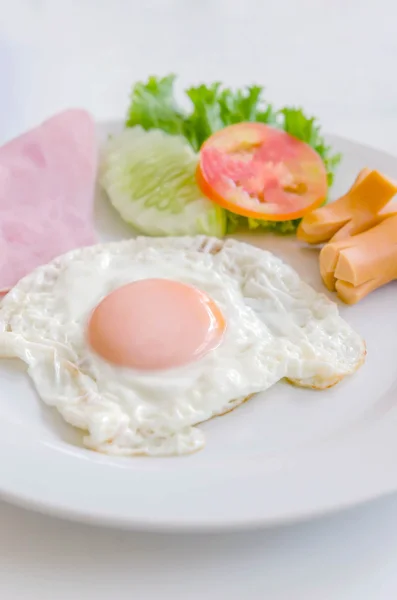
(0, 109), (97, 292)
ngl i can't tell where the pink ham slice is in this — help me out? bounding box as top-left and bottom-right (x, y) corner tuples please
(0, 109), (97, 292)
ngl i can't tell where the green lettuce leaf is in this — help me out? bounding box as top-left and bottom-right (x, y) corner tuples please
(126, 74), (185, 137)
(182, 83), (279, 151)
(125, 76), (341, 234)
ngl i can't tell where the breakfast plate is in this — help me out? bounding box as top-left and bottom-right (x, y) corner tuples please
(0, 117), (396, 531)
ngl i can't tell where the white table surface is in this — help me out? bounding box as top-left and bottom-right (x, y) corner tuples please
(1, 1), (397, 598)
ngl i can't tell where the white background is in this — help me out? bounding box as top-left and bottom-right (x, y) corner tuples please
(2, 0), (397, 598)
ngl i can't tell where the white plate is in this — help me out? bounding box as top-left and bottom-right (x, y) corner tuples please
(0, 122), (396, 532)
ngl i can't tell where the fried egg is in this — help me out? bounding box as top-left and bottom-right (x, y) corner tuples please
(0, 236), (365, 456)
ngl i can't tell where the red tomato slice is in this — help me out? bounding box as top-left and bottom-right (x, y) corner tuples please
(196, 122), (328, 221)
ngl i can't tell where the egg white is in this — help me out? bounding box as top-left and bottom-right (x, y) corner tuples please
(0, 236), (365, 456)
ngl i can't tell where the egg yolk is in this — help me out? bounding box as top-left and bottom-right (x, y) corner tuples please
(87, 278), (226, 370)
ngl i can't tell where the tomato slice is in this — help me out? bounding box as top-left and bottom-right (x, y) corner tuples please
(196, 122), (328, 221)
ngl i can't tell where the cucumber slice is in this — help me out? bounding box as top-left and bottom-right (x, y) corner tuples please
(101, 127), (226, 237)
